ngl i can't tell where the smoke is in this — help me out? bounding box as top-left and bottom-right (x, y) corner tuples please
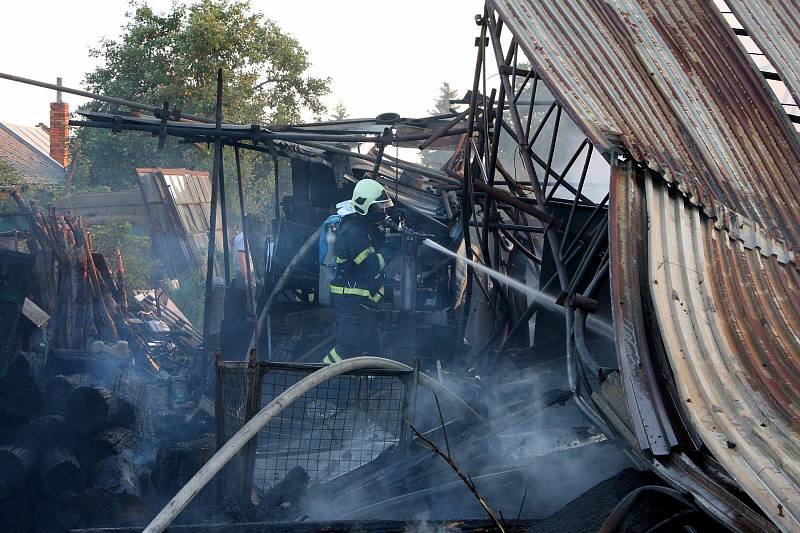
(403, 512), (448, 533)
(422, 239), (613, 339)
(292, 351), (632, 524)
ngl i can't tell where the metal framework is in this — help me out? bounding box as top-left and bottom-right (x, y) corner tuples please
(450, 9), (613, 432)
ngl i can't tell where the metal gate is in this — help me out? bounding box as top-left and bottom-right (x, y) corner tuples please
(215, 361), (414, 499)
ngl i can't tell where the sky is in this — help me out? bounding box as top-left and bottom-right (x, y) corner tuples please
(0, 0), (485, 126)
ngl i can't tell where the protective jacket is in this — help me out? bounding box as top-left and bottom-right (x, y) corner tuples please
(329, 213), (386, 304)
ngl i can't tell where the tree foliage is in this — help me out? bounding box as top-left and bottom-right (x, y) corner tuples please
(331, 101), (350, 120)
(75, 0), (330, 193)
(428, 81), (459, 116)
(0, 159), (22, 187)
(421, 81), (460, 168)
(88, 221), (154, 290)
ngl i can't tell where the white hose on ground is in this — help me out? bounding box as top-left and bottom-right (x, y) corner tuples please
(143, 356), (482, 533)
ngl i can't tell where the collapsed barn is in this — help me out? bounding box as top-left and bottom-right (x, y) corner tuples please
(1, 0), (800, 531)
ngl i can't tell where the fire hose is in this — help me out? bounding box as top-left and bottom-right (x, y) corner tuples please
(143, 356), (482, 533)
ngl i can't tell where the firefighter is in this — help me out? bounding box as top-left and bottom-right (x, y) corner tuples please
(323, 179), (392, 364)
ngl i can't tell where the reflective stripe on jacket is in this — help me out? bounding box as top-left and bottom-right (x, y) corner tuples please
(330, 214), (385, 302)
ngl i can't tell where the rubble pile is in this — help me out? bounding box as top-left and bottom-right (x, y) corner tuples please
(0, 196), (212, 532)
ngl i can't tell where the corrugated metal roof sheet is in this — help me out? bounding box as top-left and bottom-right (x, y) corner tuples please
(136, 168), (222, 275)
(483, 1), (800, 528)
(726, 0), (800, 111)
(490, 0), (800, 246)
(4, 123), (51, 157)
(643, 171), (800, 530)
(0, 123), (65, 184)
(608, 165), (680, 456)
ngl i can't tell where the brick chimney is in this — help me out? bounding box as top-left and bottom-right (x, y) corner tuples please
(49, 77), (69, 167)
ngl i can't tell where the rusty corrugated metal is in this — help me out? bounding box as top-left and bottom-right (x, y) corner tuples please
(643, 171), (800, 529)
(653, 452), (779, 531)
(726, 0), (800, 110)
(493, 0), (800, 528)
(608, 164), (679, 456)
(490, 0), (800, 246)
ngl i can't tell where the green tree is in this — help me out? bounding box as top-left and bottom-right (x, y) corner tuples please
(428, 81), (458, 115)
(75, 0), (330, 195)
(0, 159), (22, 187)
(88, 221), (156, 291)
(421, 81), (460, 168)
(0, 160), (62, 208)
(71, 0), (330, 323)
(331, 101), (350, 120)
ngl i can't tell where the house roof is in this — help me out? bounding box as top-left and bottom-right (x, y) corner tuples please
(0, 123), (66, 184)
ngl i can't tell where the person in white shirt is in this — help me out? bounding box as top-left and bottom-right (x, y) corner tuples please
(233, 226), (254, 287)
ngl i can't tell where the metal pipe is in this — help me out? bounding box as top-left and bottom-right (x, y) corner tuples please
(469, 221), (544, 232)
(234, 147), (258, 346)
(529, 149), (594, 205)
(548, 141), (592, 204)
(501, 229), (542, 264)
(525, 75), (539, 138)
(201, 69), (224, 362)
(71, 118), (382, 144)
(495, 160), (526, 195)
(542, 106), (563, 193)
(394, 126), (470, 143)
(526, 102), (557, 148)
(512, 69), (533, 105)
(418, 109), (470, 150)
(472, 180), (554, 225)
(462, 10), (488, 324)
(499, 231), (590, 349)
(562, 193), (609, 260)
(292, 140), (458, 185)
(565, 217), (608, 298)
(143, 356), (483, 532)
(218, 150), (231, 284)
(0, 71), (214, 123)
(481, 40), (513, 274)
(371, 128), (391, 180)
(573, 259), (610, 380)
(271, 142), (281, 223)
(487, 11), (568, 292)
(560, 169), (591, 256)
(290, 111), (460, 128)
(565, 307), (614, 435)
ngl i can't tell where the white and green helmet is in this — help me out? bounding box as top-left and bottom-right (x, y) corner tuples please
(350, 178), (393, 215)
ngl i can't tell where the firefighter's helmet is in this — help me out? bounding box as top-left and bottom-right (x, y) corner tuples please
(350, 178), (393, 215)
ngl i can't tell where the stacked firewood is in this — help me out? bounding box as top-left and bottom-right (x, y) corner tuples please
(0, 193), (216, 531)
(0, 354), (138, 531)
(12, 191), (132, 351)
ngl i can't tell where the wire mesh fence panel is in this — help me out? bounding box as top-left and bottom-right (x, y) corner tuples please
(217, 364), (250, 443)
(216, 362), (258, 501)
(253, 363), (410, 492)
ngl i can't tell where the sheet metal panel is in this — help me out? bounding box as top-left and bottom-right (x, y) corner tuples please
(608, 163), (678, 455)
(644, 174), (800, 530)
(491, 0), (800, 245)
(726, 0), (800, 110)
(136, 168), (223, 274)
(53, 190), (150, 226)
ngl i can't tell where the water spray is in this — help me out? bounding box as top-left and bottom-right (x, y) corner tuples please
(422, 239), (613, 339)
